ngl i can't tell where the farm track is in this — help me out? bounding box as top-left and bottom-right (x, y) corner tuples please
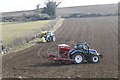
(2, 16), (118, 78)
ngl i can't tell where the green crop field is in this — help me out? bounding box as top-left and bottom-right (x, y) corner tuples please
(2, 20), (51, 46)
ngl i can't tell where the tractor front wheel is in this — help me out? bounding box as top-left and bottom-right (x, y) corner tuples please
(72, 53), (84, 64)
(90, 55), (100, 63)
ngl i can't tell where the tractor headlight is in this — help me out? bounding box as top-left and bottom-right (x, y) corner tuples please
(97, 53), (103, 58)
(96, 53), (100, 55)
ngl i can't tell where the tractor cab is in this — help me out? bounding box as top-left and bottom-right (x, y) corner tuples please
(46, 31), (54, 36)
(74, 42), (89, 53)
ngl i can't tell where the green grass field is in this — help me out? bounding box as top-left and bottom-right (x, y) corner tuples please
(2, 20), (51, 46)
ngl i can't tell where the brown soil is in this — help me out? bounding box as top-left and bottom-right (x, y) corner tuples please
(2, 16), (118, 78)
(56, 4), (118, 17)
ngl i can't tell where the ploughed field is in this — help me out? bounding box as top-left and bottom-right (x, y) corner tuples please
(2, 16), (118, 78)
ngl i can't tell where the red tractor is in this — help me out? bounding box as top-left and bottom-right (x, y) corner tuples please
(48, 42), (103, 64)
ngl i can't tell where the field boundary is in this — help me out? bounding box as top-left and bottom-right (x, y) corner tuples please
(2, 18), (64, 54)
(51, 18), (64, 32)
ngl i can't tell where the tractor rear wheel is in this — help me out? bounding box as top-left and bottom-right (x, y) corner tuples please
(90, 55), (100, 63)
(52, 36), (56, 41)
(72, 53), (84, 64)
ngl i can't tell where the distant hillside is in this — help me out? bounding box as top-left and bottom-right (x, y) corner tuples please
(2, 10), (36, 18)
(1, 3), (118, 21)
(56, 3), (118, 17)
(1, 9), (50, 22)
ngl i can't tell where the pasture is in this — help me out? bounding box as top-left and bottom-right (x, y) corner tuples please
(2, 20), (51, 46)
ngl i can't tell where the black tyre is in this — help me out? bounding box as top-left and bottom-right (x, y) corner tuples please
(72, 53), (84, 64)
(46, 37), (51, 42)
(90, 55), (100, 63)
(52, 36), (56, 41)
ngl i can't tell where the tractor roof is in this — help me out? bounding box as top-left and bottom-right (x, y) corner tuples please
(58, 44), (70, 47)
(77, 42), (87, 44)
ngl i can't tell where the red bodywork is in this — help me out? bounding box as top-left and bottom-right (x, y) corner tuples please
(48, 44), (73, 63)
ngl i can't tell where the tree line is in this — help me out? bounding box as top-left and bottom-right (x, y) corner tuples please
(2, 0), (61, 22)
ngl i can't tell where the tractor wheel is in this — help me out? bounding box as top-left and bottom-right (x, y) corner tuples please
(47, 37), (51, 42)
(72, 53), (84, 64)
(52, 36), (56, 41)
(90, 55), (100, 63)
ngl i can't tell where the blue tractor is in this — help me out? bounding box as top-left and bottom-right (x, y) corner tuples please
(48, 42), (103, 64)
(69, 42), (103, 64)
(45, 31), (56, 42)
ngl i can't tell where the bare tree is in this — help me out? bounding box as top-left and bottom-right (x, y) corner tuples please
(42, 0), (62, 18)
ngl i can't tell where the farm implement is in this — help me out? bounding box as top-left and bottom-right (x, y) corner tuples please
(48, 42), (103, 64)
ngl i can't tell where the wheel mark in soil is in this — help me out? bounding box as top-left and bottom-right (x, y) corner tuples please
(37, 42), (57, 59)
(37, 44), (46, 57)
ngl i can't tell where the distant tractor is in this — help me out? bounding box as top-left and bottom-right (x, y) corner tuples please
(34, 31), (56, 43)
(44, 31), (56, 42)
(48, 42), (103, 64)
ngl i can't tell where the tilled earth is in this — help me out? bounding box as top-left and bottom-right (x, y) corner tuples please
(2, 16), (118, 78)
